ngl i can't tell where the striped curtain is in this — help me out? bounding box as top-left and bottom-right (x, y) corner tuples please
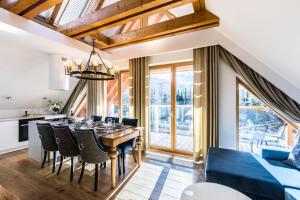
(129, 57), (150, 149)
(87, 80), (102, 117)
(193, 46), (219, 161)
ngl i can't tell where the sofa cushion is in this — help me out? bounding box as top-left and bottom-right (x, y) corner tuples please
(205, 148), (284, 200)
(261, 146), (290, 160)
(255, 156), (300, 190)
(285, 188), (300, 200)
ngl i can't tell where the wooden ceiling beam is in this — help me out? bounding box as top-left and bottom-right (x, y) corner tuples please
(59, 0), (196, 38)
(89, 32), (110, 47)
(19, 0), (63, 19)
(95, 0), (105, 10)
(192, 0), (205, 12)
(0, 0), (38, 14)
(48, 2), (62, 25)
(99, 10), (219, 50)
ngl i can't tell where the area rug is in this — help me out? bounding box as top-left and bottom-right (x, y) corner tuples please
(115, 162), (193, 200)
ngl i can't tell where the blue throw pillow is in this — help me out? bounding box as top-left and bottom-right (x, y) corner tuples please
(285, 143), (300, 170)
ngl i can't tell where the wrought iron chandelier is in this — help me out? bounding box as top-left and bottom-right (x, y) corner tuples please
(64, 40), (118, 81)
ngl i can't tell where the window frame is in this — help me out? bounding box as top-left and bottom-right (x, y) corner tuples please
(236, 77), (298, 149)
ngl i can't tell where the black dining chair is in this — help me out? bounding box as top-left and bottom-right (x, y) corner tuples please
(52, 125), (80, 181)
(118, 118), (139, 174)
(104, 116), (119, 123)
(91, 115), (102, 122)
(74, 129), (122, 191)
(36, 123), (58, 173)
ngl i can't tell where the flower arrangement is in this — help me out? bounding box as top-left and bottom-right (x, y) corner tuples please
(47, 99), (63, 114)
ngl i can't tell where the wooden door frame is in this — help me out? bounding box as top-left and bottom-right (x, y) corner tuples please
(148, 61), (193, 156)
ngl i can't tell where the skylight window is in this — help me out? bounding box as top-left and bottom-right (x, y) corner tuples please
(55, 0), (99, 25)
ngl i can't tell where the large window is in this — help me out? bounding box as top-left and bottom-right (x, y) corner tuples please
(149, 63), (193, 154)
(106, 70), (129, 118)
(107, 78), (119, 117)
(120, 71), (130, 118)
(238, 81), (290, 153)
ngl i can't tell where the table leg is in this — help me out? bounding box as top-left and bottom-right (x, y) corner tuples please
(108, 147), (117, 189)
(136, 136), (143, 166)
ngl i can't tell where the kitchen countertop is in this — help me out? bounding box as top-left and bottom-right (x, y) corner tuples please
(0, 114), (66, 122)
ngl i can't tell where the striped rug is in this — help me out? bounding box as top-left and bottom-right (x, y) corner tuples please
(116, 162), (193, 200)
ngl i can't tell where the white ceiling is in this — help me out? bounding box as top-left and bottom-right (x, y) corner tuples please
(206, 0), (300, 90)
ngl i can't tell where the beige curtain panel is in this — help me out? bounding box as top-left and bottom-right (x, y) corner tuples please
(219, 46), (300, 123)
(129, 57), (149, 149)
(87, 80), (101, 117)
(193, 46), (219, 161)
(62, 80), (87, 115)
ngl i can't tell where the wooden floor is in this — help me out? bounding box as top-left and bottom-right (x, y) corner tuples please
(0, 150), (204, 200)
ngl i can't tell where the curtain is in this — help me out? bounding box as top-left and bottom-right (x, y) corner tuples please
(87, 80), (102, 117)
(62, 80), (86, 115)
(193, 46), (219, 161)
(219, 46), (300, 123)
(129, 57), (149, 149)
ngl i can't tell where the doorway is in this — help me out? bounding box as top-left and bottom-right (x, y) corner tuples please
(149, 62), (193, 155)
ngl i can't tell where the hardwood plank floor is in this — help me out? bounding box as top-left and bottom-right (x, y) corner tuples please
(0, 150), (204, 200)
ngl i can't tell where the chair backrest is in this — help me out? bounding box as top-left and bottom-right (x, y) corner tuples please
(52, 125), (80, 157)
(105, 116), (119, 123)
(91, 115), (102, 122)
(36, 123), (58, 151)
(122, 118), (138, 127)
(74, 129), (108, 164)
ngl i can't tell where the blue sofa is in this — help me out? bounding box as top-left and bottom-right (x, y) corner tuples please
(205, 147), (300, 200)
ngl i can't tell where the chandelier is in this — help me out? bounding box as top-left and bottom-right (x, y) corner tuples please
(63, 40), (118, 81)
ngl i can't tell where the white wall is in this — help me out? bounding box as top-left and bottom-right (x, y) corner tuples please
(218, 59), (237, 149)
(0, 45), (78, 118)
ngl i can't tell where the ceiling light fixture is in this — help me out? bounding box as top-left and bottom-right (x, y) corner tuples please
(63, 40), (118, 81)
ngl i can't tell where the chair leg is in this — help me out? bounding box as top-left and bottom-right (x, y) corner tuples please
(122, 153), (125, 174)
(78, 161), (85, 183)
(52, 151), (56, 173)
(118, 155), (121, 176)
(57, 156), (63, 175)
(41, 150), (47, 168)
(70, 157), (74, 182)
(94, 164), (99, 192)
(132, 148), (137, 162)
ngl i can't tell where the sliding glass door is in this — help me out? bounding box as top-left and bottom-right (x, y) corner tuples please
(149, 68), (172, 149)
(149, 62), (193, 154)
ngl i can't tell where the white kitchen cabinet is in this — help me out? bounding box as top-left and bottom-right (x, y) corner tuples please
(0, 120), (28, 154)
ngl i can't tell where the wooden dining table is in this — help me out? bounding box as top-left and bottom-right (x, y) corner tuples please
(99, 126), (144, 189)
(50, 121), (144, 189)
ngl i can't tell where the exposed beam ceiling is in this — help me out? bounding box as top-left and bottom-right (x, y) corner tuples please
(59, 0), (196, 38)
(99, 10), (219, 50)
(19, 0), (63, 19)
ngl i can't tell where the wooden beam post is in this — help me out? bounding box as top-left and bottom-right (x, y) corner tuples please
(192, 0), (205, 12)
(48, 2), (62, 25)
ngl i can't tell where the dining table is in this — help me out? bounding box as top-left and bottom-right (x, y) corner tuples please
(51, 120), (144, 189)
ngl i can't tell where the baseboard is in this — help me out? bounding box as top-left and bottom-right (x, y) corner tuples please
(0, 145), (28, 155)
